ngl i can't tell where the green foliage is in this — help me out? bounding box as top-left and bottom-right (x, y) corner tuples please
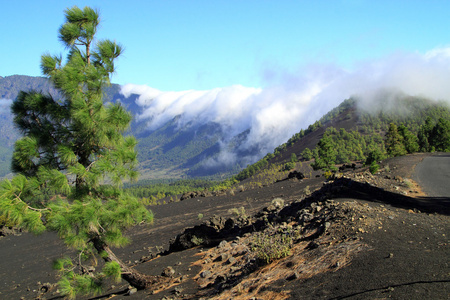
(312, 134), (337, 171)
(102, 261), (122, 283)
(418, 117), (434, 152)
(312, 127), (387, 171)
(228, 206), (246, 217)
(234, 153), (272, 181)
(191, 235), (204, 246)
(210, 177), (239, 192)
(290, 153), (298, 162)
(301, 147), (313, 161)
(417, 116), (450, 152)
(323, 170), (334, 180)
(283, 161), (295, 171)
(125, 178), (217, 200)
(369, 162), (380, 174)
(385, 123), (407, 157)
(0, 6), (153, 296)
(250, 225), (297, 264)
(0, 175), (48, 234)
(53, 256), (108, 299)
(365, 149), (385, 166)
(431, 118), (450, 151)
(398, 124), (419, 154)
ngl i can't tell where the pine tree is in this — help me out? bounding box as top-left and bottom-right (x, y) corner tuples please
(301, 147), (313, 161)
(0, 6), (158, 297)
(312, 134), (337, 171)
(431, 118), (450, 151)
(398, 124), (419, 154)
(385, 123), (407, 157)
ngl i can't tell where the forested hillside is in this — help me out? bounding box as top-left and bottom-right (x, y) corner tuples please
(232, 96), (450, 183)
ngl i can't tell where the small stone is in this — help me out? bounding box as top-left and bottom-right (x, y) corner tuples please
(127, 287), (138, 295)
(218, 240), (228, 248)
(200, 270), (211, 278)
(286, 271), (300, 281)
(162, 266), (176, 277)
(386, 286), (395, 292)
(228, 257), (237, 265)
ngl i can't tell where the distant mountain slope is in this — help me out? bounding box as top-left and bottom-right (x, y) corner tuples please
(0, 76), (252, 178)
(2, 75), (449, 180)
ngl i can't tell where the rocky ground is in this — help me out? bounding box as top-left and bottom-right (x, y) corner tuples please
(0, 153), (449, 299)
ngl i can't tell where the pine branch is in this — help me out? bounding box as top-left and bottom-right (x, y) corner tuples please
(13, 192), (50, 212)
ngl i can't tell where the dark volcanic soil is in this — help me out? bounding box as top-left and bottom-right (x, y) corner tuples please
(0, 153), (449, 299)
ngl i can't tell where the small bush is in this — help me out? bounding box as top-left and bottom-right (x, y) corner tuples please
(323, 170), (334, 179)
(283, 162), (295, 171)
(191, 235), (204, 246)
(271, 198), (284, 208)
(403, 178), (414, 189)
(237, 185), (245, 192)
(228, 207), (246, 217)
(250, 226), (297, 264)
(304, 185), (311, 196)
(369, 162), (379, 174)
(197, 213), (204, 220)
(365, 149), (384, 166)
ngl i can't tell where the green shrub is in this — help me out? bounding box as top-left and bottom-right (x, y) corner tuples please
(191, 235), (204, 246)
(283, 162), (295, 171)
(228, 207), (246, 217)
(271, 198), (285, 208)
(250, 226), (297, 264)
(369, 162), (379, 174)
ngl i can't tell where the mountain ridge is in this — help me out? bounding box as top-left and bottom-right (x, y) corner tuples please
(2, 75), (450, 182)
(0, 75), (256, 179)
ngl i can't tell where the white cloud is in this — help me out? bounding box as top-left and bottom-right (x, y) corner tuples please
(121, 48), (450, 169)
(0, 99), (12, 114)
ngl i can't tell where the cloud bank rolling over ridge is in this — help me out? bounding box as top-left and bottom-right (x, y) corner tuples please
(120, 48), (450, 169)
(0, 99), (13, 114)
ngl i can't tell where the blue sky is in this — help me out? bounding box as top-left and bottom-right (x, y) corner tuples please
(3, 0), (450, 91)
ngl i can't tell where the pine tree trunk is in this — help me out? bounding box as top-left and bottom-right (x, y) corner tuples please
(91, 237), (159, 289)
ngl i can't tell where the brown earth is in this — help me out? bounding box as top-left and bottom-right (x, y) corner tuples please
(0, 153), (449, 299)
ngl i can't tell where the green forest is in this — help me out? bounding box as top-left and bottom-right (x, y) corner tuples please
(229, 96), (450, 182)
(308, 98), (450, 172)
